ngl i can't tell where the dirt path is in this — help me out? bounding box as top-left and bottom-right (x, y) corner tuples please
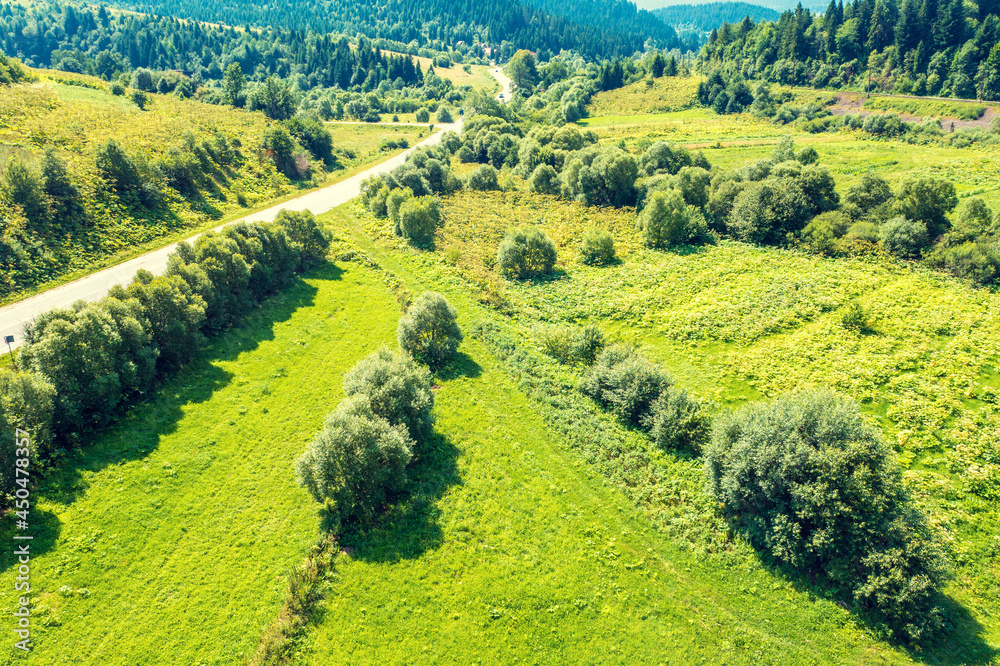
(828, 92), (999, 130)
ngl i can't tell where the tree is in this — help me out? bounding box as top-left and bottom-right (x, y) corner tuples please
(579, 345), (672, 427)
(264, 127), (298, 179)
(0, 369), (56, 503)
(222, 62), (245, 106)
(343, 346), (435, 443)
(2, 158), (49, 230)
(639, 189), (699, 249)
(249, 77), (296, 120)
(845, 172), (893, 219)
(497, 226), (557, 279)
(880, 216), (930, 257)
(415, 107), (430, 122)
(42, 149), (82, 231)
(894, 178), (957, 238)
(274, 209), (332, 268)
(508, 49), (539, 94)
(650, 52), (666, 77)
(704, 390), (948, 643)
(131, 67), (153, 91)
(295, 395), (413, 524)
(579, 228), (616, 266)
(529, 164), (560, 195)
(436, 106), (453, 123)
(728, 179), (811, 244)
(466, 164), (499, 191)
(397, 196), (441, 247)
(396, 291), (463, 369)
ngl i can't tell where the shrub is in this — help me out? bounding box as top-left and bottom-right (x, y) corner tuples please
(343, 346), (434, 443)
(862, 113), (905, 137)
(0, 370), (57, 504)
(728, 179), (811, 244)
(704, 390), (948, 643)
(130, 89), (149, 110)
(466, 164), (499, 191)
(397, 291), (463, 369)
(2, 158), (49, 228)
(274, 209), (332, 268)
(528, 164), (560, 195)
(579, 228), (616, 266)
(538, 324), (605, 365)
(952, 198), (996, 240)
(110, 81), (125, 96)
(497, 226), (557, 279)
(294, 395), (413, 524)
(841, 302), (870, 332)
(415, 107), (430, 122)
(639, 190), (705, 249)
(436, 106), (454, 123)
(387, 187), (415, 230)
(879, 216), (930, 258)
(800, 211), (850, 254)
(579, 345), (671, 427)
(95, 139), (143, 195)
(645, 388), (710, 453)
(397, 196), (440, 248)
(675, 166), (711, 209)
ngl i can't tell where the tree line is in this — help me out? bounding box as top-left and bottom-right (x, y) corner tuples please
(108, 0), (683, 60)
(0, 2), (426, 92)
(698, 0), (1000, 100)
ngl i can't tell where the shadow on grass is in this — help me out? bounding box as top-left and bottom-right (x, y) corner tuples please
(0, 261), (344, 574)
(340, 429), (462, 564)
(435, 351), (482, 381)
(753, 554), (997, 665)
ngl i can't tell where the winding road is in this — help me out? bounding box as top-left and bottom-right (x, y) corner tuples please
(0, 119), (463, 352)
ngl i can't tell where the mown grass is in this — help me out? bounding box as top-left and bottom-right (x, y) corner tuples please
(0, 259), (401, 664)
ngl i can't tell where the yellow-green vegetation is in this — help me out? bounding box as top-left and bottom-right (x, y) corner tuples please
(579, 108), (1000, 211)
(0, 69), (427, 304)
(864, 95), (996, 121)
(587, 74), (702, 117)
(421, 189), (999, 656)
(0, 259), (399, 663)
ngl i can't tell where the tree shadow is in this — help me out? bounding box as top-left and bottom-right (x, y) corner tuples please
(339, 430), (462, 564)
(751, 552), (997, 664)
(0, 506), (62, 574)
(6, 260), (343, 527)
(435, 351), (482, 381)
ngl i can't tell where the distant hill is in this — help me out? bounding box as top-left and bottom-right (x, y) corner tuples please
(638, 0), (824, 11)
(652, 2), (779, 32)
(110, 0), (682, 60)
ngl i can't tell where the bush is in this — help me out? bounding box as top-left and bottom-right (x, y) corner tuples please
(841, 302), (870, 332)
(879, 216), (930, 258)
(436, 106), (454, 123)
(415, 107), (430, 122)
(538, 324), (605, 365)
(130, 89), (149, 110)
(845, 172), (893, 220)
(397, 291), (463, 369)
(294, 395), (413, 524)
(862, 113), (905, 137)
(728, 179), (811, 245)
(579, 345), (671, 427)
(894, 178), (957, 238)
(497, 226), (557, 279)
(528, 164), (560, 195)
(0, 370), (57, 504)
(704, 390), (948, 643)
(579, 228), (616, 266)
(646, 388), (710, 453)
(639, 190), (706, 249)
(466, 164), (499, 191)
(397, 196), (440, 248)
(343, 346), (434, 443)
(95, 139), (142, 194)
(110, 81), (125, 96)
(274, 209), (332, 268)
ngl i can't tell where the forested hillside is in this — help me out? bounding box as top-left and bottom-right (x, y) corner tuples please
(108, 0), (683, 60)
(0, 2), (425, 92)
(699, 0), (1000, 99)
(653, 2), (779, 32)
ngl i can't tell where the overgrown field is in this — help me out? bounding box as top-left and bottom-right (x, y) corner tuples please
(580, 99), (1000, 211)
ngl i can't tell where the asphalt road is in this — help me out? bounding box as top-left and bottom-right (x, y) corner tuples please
(491, 67), (512, 102)
(0, 119), (463, 351)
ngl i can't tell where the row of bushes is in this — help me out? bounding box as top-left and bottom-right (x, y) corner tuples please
(295, 291), (462, 525)
(0, 210), (332, 504)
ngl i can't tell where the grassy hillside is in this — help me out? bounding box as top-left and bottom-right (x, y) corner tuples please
(0, 68), (426, 305)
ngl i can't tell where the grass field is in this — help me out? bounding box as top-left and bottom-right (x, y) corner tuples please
(579, 106), (1000, 210)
